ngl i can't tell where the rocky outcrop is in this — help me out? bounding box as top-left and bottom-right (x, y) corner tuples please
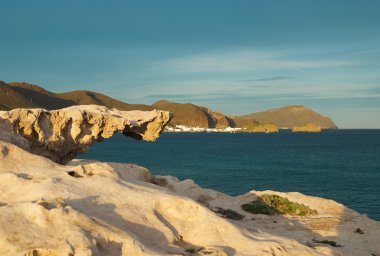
(242, 123), (279, 133)
(1, 140), (379, 256)
(292, 124), (322, 133)
(0, 105), (171, 164)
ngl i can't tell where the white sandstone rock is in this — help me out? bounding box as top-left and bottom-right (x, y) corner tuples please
(1, 141), (380, 255)
(0, 105), (172, 164)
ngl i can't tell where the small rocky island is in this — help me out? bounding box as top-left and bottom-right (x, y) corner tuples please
(0, 106), (378, 256)
(242, 123), (279, 133)
(292, 124), (322, 133)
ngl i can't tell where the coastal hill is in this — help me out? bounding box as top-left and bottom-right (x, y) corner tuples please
(0, 80), (337, 129)
(237, 105), (337, 129)
(0, 81), (39, 110)
(2, 81), (153, 111)
(153, 100), (235, 128)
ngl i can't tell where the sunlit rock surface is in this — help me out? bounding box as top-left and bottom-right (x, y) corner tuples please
(0, 105), (171, 164)
(0, 107), (379, 256)
(0, 141), (379, 256)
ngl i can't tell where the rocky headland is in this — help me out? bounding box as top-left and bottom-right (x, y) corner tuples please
(236, 105), (336, 130)
(0, 106), (378, 256)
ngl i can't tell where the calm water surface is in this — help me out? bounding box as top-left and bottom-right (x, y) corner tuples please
(82, 130), (380, 220)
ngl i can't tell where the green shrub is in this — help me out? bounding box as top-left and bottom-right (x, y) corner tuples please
(241, 194), (317, 216)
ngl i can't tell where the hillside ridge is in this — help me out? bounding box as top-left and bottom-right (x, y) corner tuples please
(0, 80), (337, 129)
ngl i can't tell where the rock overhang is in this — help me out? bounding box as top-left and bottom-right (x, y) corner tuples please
(0, 105), (172, 164)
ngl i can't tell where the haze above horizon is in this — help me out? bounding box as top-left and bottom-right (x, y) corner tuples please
(1, 0), (379, 128)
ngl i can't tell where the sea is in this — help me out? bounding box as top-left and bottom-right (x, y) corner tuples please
(81, 129), (380, 221)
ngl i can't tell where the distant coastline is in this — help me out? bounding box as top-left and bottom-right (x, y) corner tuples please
(0, 80), (337, 130)
(164, 124), (332, 133)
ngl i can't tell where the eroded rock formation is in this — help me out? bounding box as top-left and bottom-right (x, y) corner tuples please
(0, 105), (171, 164)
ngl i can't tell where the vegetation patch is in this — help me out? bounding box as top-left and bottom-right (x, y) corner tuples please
(312, 239), (342, 247)
(213, 207), (245, 220)
(241, 194), (317, 216)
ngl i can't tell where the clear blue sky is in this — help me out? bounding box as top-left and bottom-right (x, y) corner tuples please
(1, 0), (379, 128)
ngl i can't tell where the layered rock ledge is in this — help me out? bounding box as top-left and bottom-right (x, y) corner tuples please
(0, 105), (171, 164)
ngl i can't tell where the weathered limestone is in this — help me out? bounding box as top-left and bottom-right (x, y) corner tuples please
(0, 105), (172, 164)
(1, 140), (380, 256)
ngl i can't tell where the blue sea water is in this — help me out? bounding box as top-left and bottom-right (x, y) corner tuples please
(82, 130), (380, 221)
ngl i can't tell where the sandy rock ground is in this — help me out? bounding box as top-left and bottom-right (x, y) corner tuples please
(1, 141), (379, 256)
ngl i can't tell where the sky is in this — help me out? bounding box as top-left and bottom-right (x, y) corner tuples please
(0, 0), (379, 128)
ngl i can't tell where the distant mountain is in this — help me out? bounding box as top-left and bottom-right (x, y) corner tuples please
(236, 105), (337, 129)
(4, 81), (153, 111)
(152, 100), (235, 128)
(0, 80), (337, 129)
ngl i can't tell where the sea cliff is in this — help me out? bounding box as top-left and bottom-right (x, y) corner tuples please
(0, 107), (378, 256)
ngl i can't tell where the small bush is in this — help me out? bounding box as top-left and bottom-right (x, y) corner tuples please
(242, 198), (277, 215)
(241, 194), (317, 216)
